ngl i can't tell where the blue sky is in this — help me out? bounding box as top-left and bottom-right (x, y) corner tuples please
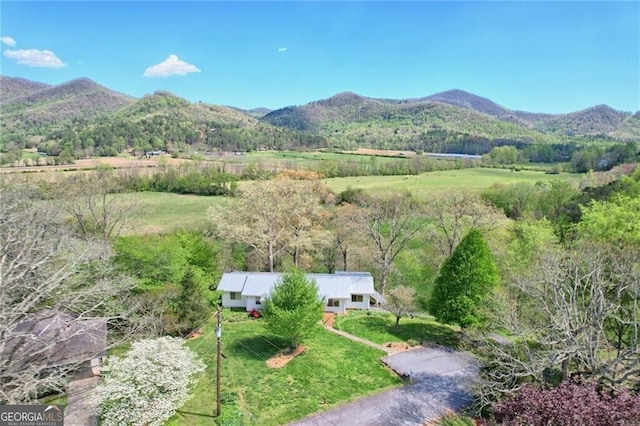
(1, 1), (638, 113)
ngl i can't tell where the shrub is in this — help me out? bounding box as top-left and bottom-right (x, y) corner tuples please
(94, 336), (205, 426)
(492, 381), (640, 426)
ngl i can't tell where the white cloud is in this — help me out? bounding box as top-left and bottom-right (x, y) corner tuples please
(1, 36), (16, 46)
(143, 54), (201, 77)
(3, 49), (66, 68)
(278, 47), (287, 52)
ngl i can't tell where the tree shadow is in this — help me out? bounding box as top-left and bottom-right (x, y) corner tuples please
(389, 322), (460, 348)
(355, 315), (460, 348)
(227, 335), (291, 361)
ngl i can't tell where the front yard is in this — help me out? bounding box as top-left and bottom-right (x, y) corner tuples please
(333, 310), (460, 348)
(167, 311), (402, 425)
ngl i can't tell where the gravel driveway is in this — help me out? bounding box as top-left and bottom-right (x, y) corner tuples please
(289, 346), (479, 426)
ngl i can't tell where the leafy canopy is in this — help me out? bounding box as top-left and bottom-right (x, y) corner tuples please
(428, 228), (500, 328)
(261, 269), (325, 348)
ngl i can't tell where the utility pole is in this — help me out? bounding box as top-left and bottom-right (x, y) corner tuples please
(215, 306), (222, 417)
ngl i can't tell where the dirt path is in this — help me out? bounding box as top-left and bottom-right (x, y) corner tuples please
(323, 325), (398, 355)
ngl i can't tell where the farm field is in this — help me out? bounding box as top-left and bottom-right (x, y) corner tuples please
(167, 313), (402, 426)
(323, 167), (582, 196)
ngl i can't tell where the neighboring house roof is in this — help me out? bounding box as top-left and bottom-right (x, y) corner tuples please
(217, 271), (376, 300)
(3, 311), (107, 373)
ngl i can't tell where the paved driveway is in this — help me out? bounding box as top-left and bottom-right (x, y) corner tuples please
(289, 346), (478, 426)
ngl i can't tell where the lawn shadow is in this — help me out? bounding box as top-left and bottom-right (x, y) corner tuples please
(228, 335), (291, 361)
(389, 322), (460, 349)
(354, 314), (460, 348)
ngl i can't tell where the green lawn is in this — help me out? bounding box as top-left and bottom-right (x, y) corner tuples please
(333, 311), (460, 348)
(323, 167), (581, 197)
(168, 313), (402, 426)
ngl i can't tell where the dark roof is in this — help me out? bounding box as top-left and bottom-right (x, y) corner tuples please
(3, 311), (107, 373)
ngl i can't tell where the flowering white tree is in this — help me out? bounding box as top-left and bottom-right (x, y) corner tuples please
(93, 336), (205, 426)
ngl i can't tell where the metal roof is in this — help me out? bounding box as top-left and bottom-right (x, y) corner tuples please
(216, 271), (375, 299)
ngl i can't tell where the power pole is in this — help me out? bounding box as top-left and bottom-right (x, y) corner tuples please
(215, 306), (222, 417)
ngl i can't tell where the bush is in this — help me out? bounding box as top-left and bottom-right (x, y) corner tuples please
(492, 381), (640, 426)
(94, 336), (205, 426)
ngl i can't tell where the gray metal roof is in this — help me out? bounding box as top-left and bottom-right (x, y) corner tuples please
(217, 272), (248, 292)
(217, 271), (375, 299)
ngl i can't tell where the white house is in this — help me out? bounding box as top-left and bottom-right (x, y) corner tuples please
(217, 271), (382, 314)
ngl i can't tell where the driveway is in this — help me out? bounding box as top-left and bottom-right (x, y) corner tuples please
(289, 346), (479, 426)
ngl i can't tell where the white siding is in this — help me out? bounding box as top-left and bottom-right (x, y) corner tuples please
(345, 294), (370, 310)
(325, 298), (347, 314)
(246, 296), (263, 312)
(221, 292), (246, 309)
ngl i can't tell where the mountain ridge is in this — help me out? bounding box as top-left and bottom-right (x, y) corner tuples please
(1, 76), (638, 157)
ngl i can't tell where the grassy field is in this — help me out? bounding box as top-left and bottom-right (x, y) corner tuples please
(333, 311), (460, 348)
(168, 313), (402, 426)
(122, 167), (581, 236)
(323, 167), (581, 196)
(125, 192), (227, 235)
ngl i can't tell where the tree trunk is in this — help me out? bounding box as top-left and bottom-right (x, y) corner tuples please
(268, 242), (274, 272)
(342, 248), (348, 271)
(561, 356), (571, 381)
(395, 315), (400, 329)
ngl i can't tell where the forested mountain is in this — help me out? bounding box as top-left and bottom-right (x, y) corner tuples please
(0, 76), (638, 159)
(261, 91), (640, 153)
(0, 76), (51, 102)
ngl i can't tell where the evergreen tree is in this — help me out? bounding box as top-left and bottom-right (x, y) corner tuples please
(428, 229), (500, 328)
(262, 269), (324, 348)
(175, 268), (212, 335)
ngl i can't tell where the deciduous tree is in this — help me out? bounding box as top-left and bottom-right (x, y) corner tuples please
(0, 180), (134, 404)
(93, 336), (205, 426)
(383, 285), (417, 329)
(358, 192), (425, 295)
(208, 178), (328, 272)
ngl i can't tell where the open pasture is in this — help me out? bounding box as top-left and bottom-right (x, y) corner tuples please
(323, 167), (581, 196)
(124, 167), (582, 236)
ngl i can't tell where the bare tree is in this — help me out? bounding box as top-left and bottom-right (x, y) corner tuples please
(383, 285), (417, 329)
(358, 192), (425, 295)
(0, 181), (135, 404)
(426, 189), (502, 258)
(475, 243), (640, 411)
(57, 167), (139, 240)
(323, 203), (363, 273)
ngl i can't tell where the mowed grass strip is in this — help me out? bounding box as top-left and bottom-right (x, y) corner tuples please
(169, 315), (402, 426)
(333, 311), (460, 349)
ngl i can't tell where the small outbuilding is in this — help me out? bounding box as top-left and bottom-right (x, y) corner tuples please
(217, 271), (383, 314)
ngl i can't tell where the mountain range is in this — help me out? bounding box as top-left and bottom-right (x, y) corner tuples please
(1, 76), (638, 156)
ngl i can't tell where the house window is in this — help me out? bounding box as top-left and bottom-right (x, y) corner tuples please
(351, 294), (364, 303)
(327, 299), (340, 307)
(255, 298), (261, 305)
(229, 292), (241, 300)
